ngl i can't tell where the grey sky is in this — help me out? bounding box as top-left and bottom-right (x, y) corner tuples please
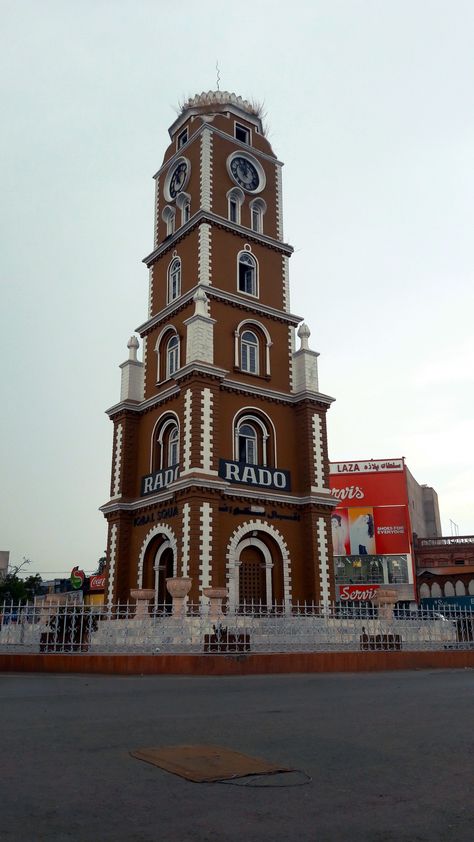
(1, 0), (473, 578)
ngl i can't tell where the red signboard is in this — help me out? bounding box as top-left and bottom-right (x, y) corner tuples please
(89, 574), (106, 592)
(330, 462), (411, 556)
(338, 584), (380, 601)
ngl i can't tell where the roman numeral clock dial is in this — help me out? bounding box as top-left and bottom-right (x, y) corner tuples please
(228, 154), (263, 193)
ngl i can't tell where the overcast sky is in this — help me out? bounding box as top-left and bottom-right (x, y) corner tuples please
(1, 0), (473, 579)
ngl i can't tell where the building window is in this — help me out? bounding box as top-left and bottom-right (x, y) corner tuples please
(238, 422), (258, 464)
(241, 330), (259, 374)
(249, 198), (266, 234)
(162, 206), (176, 238)
(233, 411), (273, 467)
(238, 252), (257, 296)
(168, 425), (179, 466)
(234, 319), (271, 376)
(167, 335), (179, 378)
(235, 123), (250, 144)
(177, 128), (188, 149)
(167, 257), (181, 303)
(176, 192), (191, 227)
(152, 415), (180, 471)
(227, 187), (244, 225)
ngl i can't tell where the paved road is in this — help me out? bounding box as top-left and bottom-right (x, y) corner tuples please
(1, 670), (473, 841)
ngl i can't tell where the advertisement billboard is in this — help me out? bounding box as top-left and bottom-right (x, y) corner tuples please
(330, 461), (411, 556)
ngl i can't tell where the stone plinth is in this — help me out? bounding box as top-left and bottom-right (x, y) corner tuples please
(202, 587), (228, 620)
(130, 589), (155, 618)
(166, 577), (192, 617)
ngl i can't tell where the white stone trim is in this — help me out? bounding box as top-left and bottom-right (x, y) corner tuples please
(226, 519), (291, 610)
(181, 503), (191, 577)
(312, 413), (326, 491)
(282, 255), (290, 313)
(199, 502), (212, 599)
(137, 523), (177, 587)
(143, 335), (148, 387)
(317, 517), (330, 606)
(198, 223), (212, 285)
(200, 388), (213, 472)
(148, 267), (154, 318)
(288, 326), (294, 391)
(275, 164), (283, 241)
(111, 423), (123, 498)
(154, 175), (160, 248)
(200, 129), (213, 211)
(182, 388), (193, 472)
(106, 523), (118, 605)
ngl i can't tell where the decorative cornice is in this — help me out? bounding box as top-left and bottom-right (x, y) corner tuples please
(174, 361), (228, 384)
(142, 210), (293, 267)
(105, 383), (180, 418)
(222, 378), (335, 407)
(100, 482), (337, 516)
(136, 283), (303, 337)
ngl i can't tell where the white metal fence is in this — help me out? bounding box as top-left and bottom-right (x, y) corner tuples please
(1, 601), (474, 654)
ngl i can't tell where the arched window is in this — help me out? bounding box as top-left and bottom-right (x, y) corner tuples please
(168, 425), (179, 466)
(241, 330), (259, 374)
(167, 258), (181, 303)
(249, 198), (266, 234)
(162, 206), (176, 238)
(238, 422), (258, 464)
(233, 411), (275, 467)
(238, 252), (257, 296)
(176, 192), (191, 226)
(234, 320), (272, 376)
(227, 187), (244, 224)
(167, 334), (179, 378)
(152, 415), (180, 471)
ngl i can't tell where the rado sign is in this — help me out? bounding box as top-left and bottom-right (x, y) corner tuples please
(141, 465), (179, 496)
(219, 459), (291, 491)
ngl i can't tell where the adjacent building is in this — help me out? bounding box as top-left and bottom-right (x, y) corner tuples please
(329, 458), (442, 607)
(101, 91), (336, 608)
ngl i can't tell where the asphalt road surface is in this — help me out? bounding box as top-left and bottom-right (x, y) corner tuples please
(1, 669), (473, 841)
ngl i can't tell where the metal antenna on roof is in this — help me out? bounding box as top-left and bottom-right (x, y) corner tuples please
(216, 61), (221, 91)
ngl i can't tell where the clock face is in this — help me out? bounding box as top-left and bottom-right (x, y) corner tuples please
(168, 161), (188, 198)
(230, 156), (260, 191)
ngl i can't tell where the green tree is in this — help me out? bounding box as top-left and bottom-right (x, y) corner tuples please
(0, 558), (43, 602)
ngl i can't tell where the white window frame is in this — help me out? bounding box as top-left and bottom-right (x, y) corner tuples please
(234, 121), (251, 145)
(162, 206), (176, 238)
(166, 334), (179, 378)
(176, 127), (188, 150)
(227, 187), (244, 225)
(237, 250), (258, 297)
(249, 198), (266, 234)
(241, 330), (259, 374)
(176, 192), (191, 227)
(167, 257), (181, 303)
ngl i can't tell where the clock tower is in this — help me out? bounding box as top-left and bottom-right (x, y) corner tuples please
(101, 91), (336, 609)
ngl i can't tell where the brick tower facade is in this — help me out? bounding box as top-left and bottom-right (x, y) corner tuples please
(101, 91), (336, 608)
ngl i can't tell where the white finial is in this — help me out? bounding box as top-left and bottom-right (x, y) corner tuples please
(193, 287), (209, 316)
(127, 336), (139, 361)
(297, 323), (311, 350)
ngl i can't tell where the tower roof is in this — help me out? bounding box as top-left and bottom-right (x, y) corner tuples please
(169, 90), (264, 138)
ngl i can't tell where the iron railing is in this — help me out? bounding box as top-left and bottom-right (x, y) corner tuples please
(1, 600), (474, 654)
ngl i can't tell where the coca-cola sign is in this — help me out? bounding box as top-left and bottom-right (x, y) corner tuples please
(338, 584), (380, 601)
(89, 574), (106, 591)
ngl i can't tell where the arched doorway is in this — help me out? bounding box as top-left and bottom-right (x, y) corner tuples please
(154, 542), (174, 610)
(239, 545), (267, 608)
(140, 531), (177, 611)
